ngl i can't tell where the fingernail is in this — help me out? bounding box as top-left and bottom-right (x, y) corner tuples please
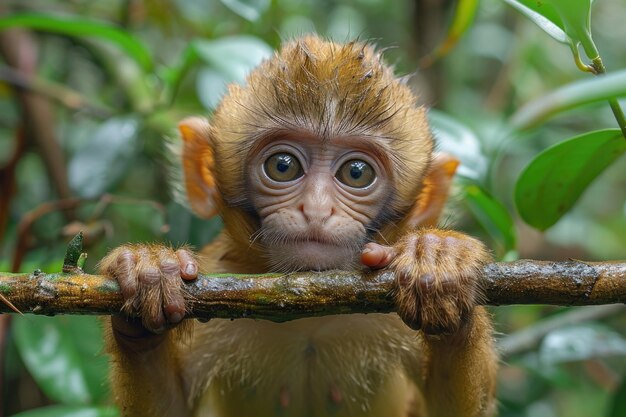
(362, 247), (372, 254)
(185, 263), (197, 276)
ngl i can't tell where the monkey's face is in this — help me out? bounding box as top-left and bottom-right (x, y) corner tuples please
(247, 130), (393, 272)
(203, 37), (434, 269)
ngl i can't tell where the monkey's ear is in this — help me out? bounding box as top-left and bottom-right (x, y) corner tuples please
(405, 153), (459, 228)
(178, 117), (219, 219)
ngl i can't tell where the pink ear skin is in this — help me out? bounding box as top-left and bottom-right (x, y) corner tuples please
(178, 117), (219, 219)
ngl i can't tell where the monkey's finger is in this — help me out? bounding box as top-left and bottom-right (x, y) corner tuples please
(360, 242), (395, 269)
(159, 254), (186, 325)
(132, 246), (167, 331)
(417, 233), (442, 265)
(176, 249), (198, 280)
(135, 264), (166, 332)
(110, 248), (138, 301)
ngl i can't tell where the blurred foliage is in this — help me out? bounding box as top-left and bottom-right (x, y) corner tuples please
(0, 0), (625, 416)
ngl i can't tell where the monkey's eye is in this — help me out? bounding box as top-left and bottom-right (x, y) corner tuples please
(263, 153), (304, 182)
(335, 159), (376, 188)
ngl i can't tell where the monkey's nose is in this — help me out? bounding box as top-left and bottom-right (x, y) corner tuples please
(300, 202), (334, 224)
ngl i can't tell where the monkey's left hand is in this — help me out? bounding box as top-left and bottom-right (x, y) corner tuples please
(361, 229), (490, 335)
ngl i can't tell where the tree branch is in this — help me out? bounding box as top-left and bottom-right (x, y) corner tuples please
(0, 260), (624, 321)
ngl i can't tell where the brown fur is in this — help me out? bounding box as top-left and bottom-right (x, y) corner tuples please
(102, 35), (497, 417)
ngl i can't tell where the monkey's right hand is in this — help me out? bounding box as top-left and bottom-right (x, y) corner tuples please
(99, 244), (198, 336)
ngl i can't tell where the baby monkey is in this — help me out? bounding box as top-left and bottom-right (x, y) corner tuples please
(100, 35), (497, 417)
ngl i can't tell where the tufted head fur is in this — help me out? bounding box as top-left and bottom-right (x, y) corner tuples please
(180, 35), (435, 251)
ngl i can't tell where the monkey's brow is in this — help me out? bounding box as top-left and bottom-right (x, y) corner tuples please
(242, 127), (394, 158)
(329, 134), (394, 157)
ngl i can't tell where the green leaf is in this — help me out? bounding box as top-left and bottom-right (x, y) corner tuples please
(502, 0), (568, 44)
(192, 36), (272, 110)
(608, 373), (626, 417)
(220, 0), (270, 22)
(12, 316), (110, 405)
(68, 116), (140, 198)
(515, 129), (626, 230)
(511, 69), (626, 130)
(9, 405), (118, 417)
(462, 182), (517, 253)
(193, 36), (272, 82)
(196, 68), (229, 111)
(504, 0), (599, 70)
(541, 0), (598, 58)
(428, 110), (487, 180)
(421, 0), (480, 65)
(0, 13), (152, 70)
(512, 0), (597, 49)
(163, 36), (271, 105)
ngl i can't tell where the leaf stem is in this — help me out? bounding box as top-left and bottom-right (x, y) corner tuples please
(569, 43), (594, 73)
(590, 56), (626, 140)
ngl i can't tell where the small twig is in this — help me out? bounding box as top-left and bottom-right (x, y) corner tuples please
(0, 28), (75, 214)
(0, 65), (112, 118)
(0, 260), (624, 321)
(0, 125), (27, 240)
(11, 194), (168, 271)
(12, 198), (88, 272)
(0, 294), (21, 315)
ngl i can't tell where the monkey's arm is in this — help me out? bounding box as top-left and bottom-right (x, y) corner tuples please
(420, 308), (497, 417)
(363, 228), (498, 417)
(99, 245), (199, 417)
(104, 318), (190, 416)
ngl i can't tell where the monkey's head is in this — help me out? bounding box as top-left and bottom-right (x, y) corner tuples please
(179, 36), (455, 272)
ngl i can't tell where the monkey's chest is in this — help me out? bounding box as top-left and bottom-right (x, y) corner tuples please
(186, 314), (422, 417)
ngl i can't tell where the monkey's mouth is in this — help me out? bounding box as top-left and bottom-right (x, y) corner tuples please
(265, 232), (359, 271)
(292, 236), (333, 245)
(284, 235), (343, 259)
(278, 237), (355, 271)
